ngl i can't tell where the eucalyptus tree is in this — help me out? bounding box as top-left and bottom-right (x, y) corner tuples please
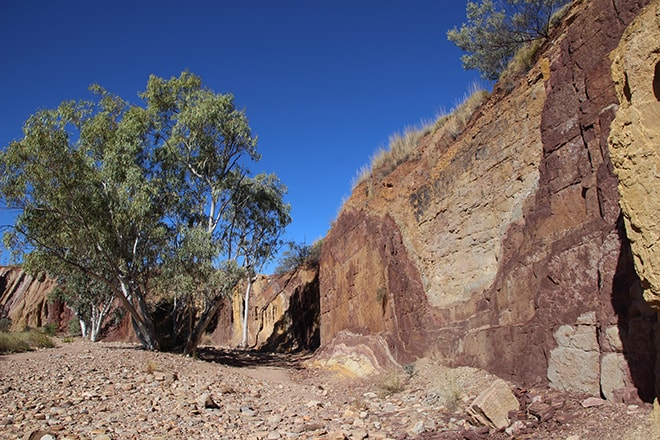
(51, 271), (115, 342)
(223, 173), (290, 348)
(0, 71), (290, 353)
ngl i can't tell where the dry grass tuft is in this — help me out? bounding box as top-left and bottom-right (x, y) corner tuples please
(433, 82), (489, 139)
(352, 82), (489, 192)
(0, 329), (56, 353)
(145, 360), (161, 374)
(377, 369), (408, 397)
(352, 119), (433, 190)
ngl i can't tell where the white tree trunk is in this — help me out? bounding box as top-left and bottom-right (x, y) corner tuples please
(241, 276), (254, 348)
(89, 297), (114, 342)
(79, 318), (88, 338)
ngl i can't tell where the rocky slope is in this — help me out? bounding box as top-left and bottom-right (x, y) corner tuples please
(319, 0), (659, 403)
(1, 339), (657, 440)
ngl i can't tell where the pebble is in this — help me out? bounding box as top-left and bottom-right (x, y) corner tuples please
(0, 340), (652, 440)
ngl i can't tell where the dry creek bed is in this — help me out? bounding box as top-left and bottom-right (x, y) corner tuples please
(0, 339), (658, 439)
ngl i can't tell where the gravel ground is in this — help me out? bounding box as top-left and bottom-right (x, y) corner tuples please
(0, 339), (657, 439)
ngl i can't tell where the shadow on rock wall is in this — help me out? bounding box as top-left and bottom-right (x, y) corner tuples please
(612, 217), (658, 402)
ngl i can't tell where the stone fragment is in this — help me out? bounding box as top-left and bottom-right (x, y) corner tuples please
(408, 420), (425, 436)
(197, 392), (220, 410)
(581, 397), (606, 408)
(528, 401), (555, 422)
(24, 433), (55, 440)
(466, 379), (519, 430)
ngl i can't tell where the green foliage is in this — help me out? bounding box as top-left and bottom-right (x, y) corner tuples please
(0, 329), (55, 353)
(275, 239), (323, 274)
(52, 270), (115, 341)
(447, 0), (571, 80)
(0, 317), (11, 332)
(0, 71), (290, 353)
(67, 318), (82, 336)
(41, 322), (58, 336)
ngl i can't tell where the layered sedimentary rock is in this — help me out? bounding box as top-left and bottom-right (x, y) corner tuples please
(320, 0), (658, 400)
(211, 267), (320, 352)
(609, 0), (660, 311)
(0, 266), (69, 331)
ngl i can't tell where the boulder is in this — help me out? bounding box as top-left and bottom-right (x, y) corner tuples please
(467, 379), (519, 430)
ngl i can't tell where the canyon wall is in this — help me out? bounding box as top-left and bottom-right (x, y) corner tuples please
(320, 0), (658, 401)
(0, 266), (70, 331)
(210, 267), (320, 352)
(609, 1), (660, 311)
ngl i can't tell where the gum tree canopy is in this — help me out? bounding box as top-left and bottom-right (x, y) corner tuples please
(0, 71), (291, 353)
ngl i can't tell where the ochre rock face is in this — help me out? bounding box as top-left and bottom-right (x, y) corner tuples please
(609, 0), (660, 311)
(211, 267), (320, 352)
(319, 0), (658, 400)
(0, 266), (68, 331)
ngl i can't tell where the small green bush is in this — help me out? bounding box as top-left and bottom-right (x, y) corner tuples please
(0, 317), (12, 333)
(275, 239), (324, 274)
(68, 318), (82, 336)
(447, 0), (571, 80)
(42, 322), (58, 336)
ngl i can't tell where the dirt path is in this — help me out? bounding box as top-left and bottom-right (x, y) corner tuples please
(0, 339), (657, 439)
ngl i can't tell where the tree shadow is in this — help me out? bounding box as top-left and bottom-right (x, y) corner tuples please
(196, 346), (313, 369)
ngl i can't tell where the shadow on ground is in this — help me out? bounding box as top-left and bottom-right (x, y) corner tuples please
(196, 346), (314, 369)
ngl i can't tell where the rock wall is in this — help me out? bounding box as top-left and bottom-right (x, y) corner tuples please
(319, 0), (658, 401)
(0, 266), (70, 331)
(609, 0), (660, 311)
(210, 267), (320, 352)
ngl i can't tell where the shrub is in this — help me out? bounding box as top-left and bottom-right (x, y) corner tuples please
(274, 240), (323, 274)
(0, 329), (55, 353)
(0, 317), (12, 333)
(68, 318), (82, 336)
(42, 322), (58, 336)
(377, 370), (407, 397)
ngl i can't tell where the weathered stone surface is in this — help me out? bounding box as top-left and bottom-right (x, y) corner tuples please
(609, 0), (660, 311)
(601, 352), (632, 401)
(318, 0), (658, 401)
(467, 379), (519, 430)
(0, 266), (70, 331)
(312, 331), (401, 377)
(211, 267), (319, 352)
(548, 313), (601, 395)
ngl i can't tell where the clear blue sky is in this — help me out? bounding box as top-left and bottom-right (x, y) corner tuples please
(0, 1), (481, 272)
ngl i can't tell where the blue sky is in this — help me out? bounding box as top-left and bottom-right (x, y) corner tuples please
(0, 1), (482, 272)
